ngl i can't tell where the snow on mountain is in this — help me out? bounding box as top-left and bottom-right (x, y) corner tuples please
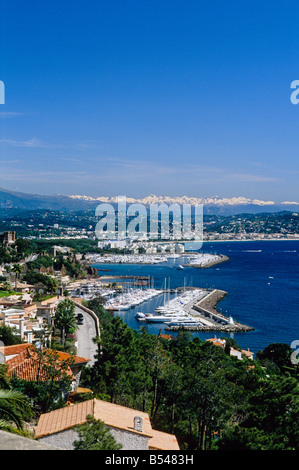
(68, 194), (277, 207)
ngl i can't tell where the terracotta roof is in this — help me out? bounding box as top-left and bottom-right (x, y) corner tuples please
(57, 351), (90, 365)
(158, 334), (173, 341)
(93, 399), (153, 437)
(241, 349), (254, 358)
(35, 399), (94, 438)
(15, 282), (34, 288)
(5, 345), (89, 382)
(0, 343), (31, 357)
(206, 338), (225, 348)
(35, 398), (153, 439)
(149, 429), (180, 450)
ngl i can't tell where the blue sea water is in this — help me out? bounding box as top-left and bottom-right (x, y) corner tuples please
(92, 240), (299, 354)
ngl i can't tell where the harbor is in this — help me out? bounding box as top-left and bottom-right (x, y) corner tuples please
(134, 287), (253, 332)
(69, 239), (299, 353)
(84, 252), (229, 268)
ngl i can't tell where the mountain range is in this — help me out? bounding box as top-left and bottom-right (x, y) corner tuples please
(1, 188), (299, 216)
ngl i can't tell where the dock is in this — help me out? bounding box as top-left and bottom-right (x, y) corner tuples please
(165, 288), (254, 332)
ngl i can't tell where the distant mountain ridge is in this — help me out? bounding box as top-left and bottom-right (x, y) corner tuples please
(1, 188), (299, 215)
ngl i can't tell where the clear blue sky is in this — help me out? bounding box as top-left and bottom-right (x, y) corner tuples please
(1, 0), (299, 201)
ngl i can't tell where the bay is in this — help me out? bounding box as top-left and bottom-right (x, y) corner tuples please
(92, 239), (299, 355)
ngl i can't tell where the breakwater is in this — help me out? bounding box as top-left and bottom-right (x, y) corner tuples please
(184, 254), (230, 268)
(165, 288), (254, 332)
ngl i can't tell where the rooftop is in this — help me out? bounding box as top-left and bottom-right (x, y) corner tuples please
(149, 429), (180, 450)
(4, 345), (90, 382)
(35, 398), (153, 439)
(35, 398), (180, 450)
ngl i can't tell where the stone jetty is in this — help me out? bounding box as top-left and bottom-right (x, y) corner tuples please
(165, 288), (254, 332)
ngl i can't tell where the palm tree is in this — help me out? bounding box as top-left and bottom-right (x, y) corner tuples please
(12, 264), (23, 290)
(0, 366), (30, 431)
(0, 281), (12, 293)
(0, 389), (28, 430)
(54, 298), (78, 346)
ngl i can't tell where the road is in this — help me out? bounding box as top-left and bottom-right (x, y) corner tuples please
(75, 305), (98, 366)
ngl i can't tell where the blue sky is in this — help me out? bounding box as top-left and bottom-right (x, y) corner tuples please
(1, 1), (299, 201)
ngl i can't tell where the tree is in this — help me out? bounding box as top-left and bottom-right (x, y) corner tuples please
(0, 365), (31, 431)
(12, 263), (23, 290)
(10, 346), (75, 415)
(14, 239), (32, 258)
(85, 295), (112, 328)
(215, 375), (299, 450)
(89, 317), (143, 406)
(73, 415), (122, 450)
(0, 324), (23, 346)
(54, 299), (77, 346)
(256, 343), (294, 373)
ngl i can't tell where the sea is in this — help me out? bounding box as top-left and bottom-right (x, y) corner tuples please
(92, 240), (299, 355)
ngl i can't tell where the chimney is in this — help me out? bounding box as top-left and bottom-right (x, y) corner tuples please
(134, 416), (143, 432)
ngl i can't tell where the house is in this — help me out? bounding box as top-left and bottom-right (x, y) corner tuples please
(35, 398), (180, 451)
(0, 293), (32, 308)
(206, 336), (254, 360)
(0, 343), (30, 362)
(158, 331), (174, 341)
(0, 306), (47, 343)
(206, 337), (226, 349)
(30, 282), (47, 295)
(34, 297), (59, 326)
(14, 282), (34, 294)
(3, 344), (90, 392)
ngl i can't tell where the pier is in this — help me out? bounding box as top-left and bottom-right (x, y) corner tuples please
(165, 288), (254, 332)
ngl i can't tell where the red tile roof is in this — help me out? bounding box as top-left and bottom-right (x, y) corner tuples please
(149, 429), (180, 450)
(35, 399), (180, 450)
(35, 398), (153, 439)
(0, 343), (31, 357)
(5, 345), (89, 382)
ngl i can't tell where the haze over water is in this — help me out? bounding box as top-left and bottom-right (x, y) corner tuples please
(93, 240), (299, 354)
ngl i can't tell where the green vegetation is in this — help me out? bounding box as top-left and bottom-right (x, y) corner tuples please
(2, 209), (299, 248)
(54, 298), (78, 347)
(0, 324), (24, 346)
(0, 290), (21, 298)
(80, 303), (299, 450)
(74, 415), (122, 450)
(0, 365), (31, 433)
(10, 346), (75, 415)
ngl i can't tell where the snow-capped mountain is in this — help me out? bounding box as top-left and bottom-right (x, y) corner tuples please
(69, 194), (278, 207)
(1, 188), (299, 215)
(68, 194), (299, 214)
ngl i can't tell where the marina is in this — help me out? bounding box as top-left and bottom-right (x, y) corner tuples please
(105, 287), (162, 311)
(88, 240), (299, 353)
(85, 252), (228, 268)
(134, 287), (253, 332)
